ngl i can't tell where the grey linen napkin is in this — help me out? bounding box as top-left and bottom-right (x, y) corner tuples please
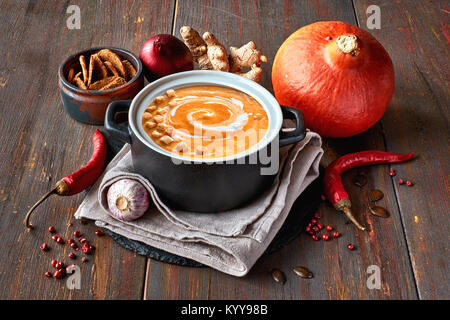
(75, 131), (323, 276)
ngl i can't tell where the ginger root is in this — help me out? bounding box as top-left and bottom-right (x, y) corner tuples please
(235, 64), (264, 83)
(179, 26), (267, 82)
(229, 41), (267, 73)
(202, 32), (229, 72)
(180, 26), (212, 70)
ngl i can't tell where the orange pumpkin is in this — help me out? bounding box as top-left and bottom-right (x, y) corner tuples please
(272, 21), (394, 138)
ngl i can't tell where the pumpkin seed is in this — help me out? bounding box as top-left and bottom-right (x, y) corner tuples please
(270, 268), (286, 285)
(369, 206), (389, 218)
(353, 174), (367, 188)
(369, 189), (384, 202)
(293, 266), (313, 279)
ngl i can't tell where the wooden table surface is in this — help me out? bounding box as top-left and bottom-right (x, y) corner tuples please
(0, 0), (448, 300)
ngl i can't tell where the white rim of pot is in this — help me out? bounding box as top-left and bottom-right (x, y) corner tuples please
(128, 70), (283, 163)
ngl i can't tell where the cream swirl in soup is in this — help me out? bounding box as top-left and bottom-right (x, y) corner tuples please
(141, 85), (268, 158)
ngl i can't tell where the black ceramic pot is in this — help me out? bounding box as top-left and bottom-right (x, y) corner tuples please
(105, 71), (305, 212)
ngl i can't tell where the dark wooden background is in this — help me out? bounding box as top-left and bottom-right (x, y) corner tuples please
(0, 0), (448, 299)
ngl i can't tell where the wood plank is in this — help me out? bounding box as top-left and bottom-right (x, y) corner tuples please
(0, 0), (175, 299)
(144, 0), (418, 299)
(353, 0), (450, 299)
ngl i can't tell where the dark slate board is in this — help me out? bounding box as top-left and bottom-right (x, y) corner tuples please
(100, 129), (321, 267)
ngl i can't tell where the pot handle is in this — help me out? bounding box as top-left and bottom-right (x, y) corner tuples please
(105, 100), (132, 144)
(279, 105), (306, 147)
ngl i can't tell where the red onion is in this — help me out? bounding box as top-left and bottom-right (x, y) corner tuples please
(139, 34), (193, 81)
(107, 179), (150, 221)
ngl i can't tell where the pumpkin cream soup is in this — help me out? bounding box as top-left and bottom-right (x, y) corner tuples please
(141, 85), (268, 158)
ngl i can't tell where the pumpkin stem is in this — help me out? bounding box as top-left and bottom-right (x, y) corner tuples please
(336, 35), (359, 56)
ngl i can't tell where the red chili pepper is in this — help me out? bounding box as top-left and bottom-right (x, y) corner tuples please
(324, 151), (414, 231)
(24, 130), (107, 228)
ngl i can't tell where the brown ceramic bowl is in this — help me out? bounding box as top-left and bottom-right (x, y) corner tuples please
(58, 47), (144, 125)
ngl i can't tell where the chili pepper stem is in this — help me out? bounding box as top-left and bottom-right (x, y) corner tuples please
(24, 180), (69, 229)
(24, 188), (56, 229)
(334, 199), (366, 231)
(341, 206), (366, 231)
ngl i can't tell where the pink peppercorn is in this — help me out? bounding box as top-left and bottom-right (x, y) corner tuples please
(40, 242), (49, 251)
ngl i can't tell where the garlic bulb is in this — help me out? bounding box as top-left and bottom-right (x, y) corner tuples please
(106, 179), (150, 221)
